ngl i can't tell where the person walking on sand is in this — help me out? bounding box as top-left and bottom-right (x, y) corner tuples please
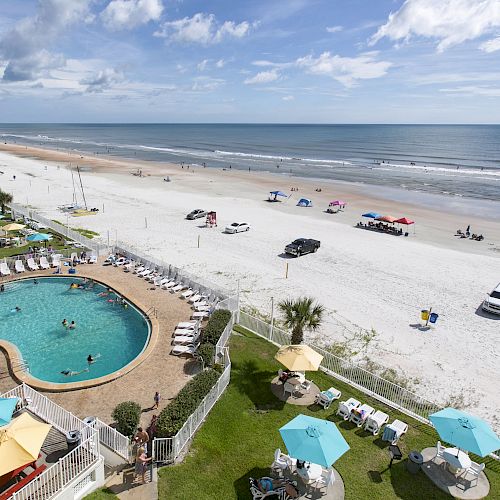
(153, 391), (160, 409)
(134, 447), (152, 484)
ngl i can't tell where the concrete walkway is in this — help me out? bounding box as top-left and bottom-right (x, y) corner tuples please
(281, 467), (345, 499)
(105, 463), (158, 500)
(420, 447), (490, 499)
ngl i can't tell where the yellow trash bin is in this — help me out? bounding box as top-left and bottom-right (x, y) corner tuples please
(420, 310), (429, 321)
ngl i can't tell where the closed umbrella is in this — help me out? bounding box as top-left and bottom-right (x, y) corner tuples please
(275, 345), (323, 371)
(280, 414), (349, 467)
(26, 233), (51, 242)
(429, 408), (500, 457)
(0, 412), (52, 475)
(0, 398), (18, 427)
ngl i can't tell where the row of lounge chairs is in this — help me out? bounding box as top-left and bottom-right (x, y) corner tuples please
(0, 253), (97, 276)
(315, 389), (408, 444)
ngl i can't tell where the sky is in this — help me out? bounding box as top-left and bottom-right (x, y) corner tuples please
(0, 0), (500, 123)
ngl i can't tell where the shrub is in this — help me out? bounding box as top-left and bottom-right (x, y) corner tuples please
(156, 369), (221, 438)
(202, 309), (231, 345)
(197, 342), (216, 367)
(112, 401), (141, 437)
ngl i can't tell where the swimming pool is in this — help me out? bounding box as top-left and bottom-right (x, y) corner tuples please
(0, 277), (150, 384)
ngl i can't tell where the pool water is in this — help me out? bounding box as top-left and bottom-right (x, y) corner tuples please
(0, 277), (150, 384)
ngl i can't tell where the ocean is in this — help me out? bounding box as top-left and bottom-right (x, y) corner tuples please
(1, 123), (499, 202)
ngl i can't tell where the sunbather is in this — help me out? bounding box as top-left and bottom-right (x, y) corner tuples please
(255, 477), (299, 498)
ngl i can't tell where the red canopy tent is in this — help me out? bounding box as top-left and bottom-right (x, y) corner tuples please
(375, 215), (397, 223)
(394, 217), (414, 225)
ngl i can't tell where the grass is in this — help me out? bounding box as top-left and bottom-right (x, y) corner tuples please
(158, 328), (500, 500)
(51, 220), (100, 239)
(83, 488), (118, 499)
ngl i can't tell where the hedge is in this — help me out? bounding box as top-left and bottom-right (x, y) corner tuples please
(155, 369), (221, 438)
(197, 342), (215, 367)
(202, 309), (232, 346)
(112, 401), (141, 437)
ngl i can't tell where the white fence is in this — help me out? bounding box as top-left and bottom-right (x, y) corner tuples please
(94, 418), (130, 461)
(153, 350), (231, 463)
(215, 316), (235, 361)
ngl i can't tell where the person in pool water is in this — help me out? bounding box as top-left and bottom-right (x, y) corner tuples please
(14, 306), (21, 312)
(69, 321), (76, 330)
(87, 354), (95, 365)
(61, 368), (89, 376)
(62, 319), (68, 328)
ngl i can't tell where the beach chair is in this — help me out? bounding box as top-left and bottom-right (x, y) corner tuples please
(173, 333), (201, 345)
(177, 321), (198, 329)
(123, 260), (135, 271)
(51, 254), (62, 267)
(171, 342), (200, 356)
(112, 257), (127, 267)
(192, 310), (210, 319)
(27, 258), (39, 271)
(181, 288), (196, 299)
(249, 477), (286, 500)
(188, 293), (203, 304)
(349, 403), (375, 427)
(174, 327), (199, 336)
(0, 262), (11, 276)
(39, 256), (50, 269)
(133, 265), (146, 274)
(337, 398), (360, 420)
(315, 387), (341, 410)
(194, 304), (211, 312)
(151, 275), (164, 286)
(88, 254), (98, 264)
(382, 419), (408, 444)
(15, 260), (25, 273)
(139, 268), (154, 278)
(171, 283), (188, 293)
(364, 410), (389, 435)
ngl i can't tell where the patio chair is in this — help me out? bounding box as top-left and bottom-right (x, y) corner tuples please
(171, 342), (200, 356)
(315, 387), (341, 409)
(300, 380), (312, 394)
(312, 468), (335, 490)
(51, 254), (62, 267)
(70, 252), (80, 263)
(139, 268), (154, 278)
(434, 441), (446, 462)
(349, 403), (375, 427)
(88, 254), (98, 264)
(382, 419), (408, 444)
(157, 277), (171, 287)
(337, 398), (360, 420)
(163, 280), (178, 290)
(271, 449), (296, 475)
(27, 258), (39, 271)
(174, 327), (199, 336)
(464, 461), (485, 486)
(39, 256), (50, 269)
(188, 293), (203, 303)
(0, 262), (11, 276)
(112, 257), (127, 267)
(364, 410), (389, 435)
(15, 260), (25, 273)
(249, 478), (287, 500)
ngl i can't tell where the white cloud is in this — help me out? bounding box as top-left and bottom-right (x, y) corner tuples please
(326, 25), (343, 33)
(80, 68), (125, 93)
(154, 13), (251, 44)
(191, 76), (225, 92)
(480, 35), (500, 52)
(370, 0), (500, 52)
(244, 69), (280, 85)
(282, 95), (294, 101)
(197, 59), (209, 71)
(215, 59), (226, 68)
(0, 0), (93, 81)
(101, 0), (164, 31)
(296, 52), (391, 87)
(440, 85), (500, 96)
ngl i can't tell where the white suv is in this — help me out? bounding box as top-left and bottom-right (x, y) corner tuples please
(482, 283), (500, 315)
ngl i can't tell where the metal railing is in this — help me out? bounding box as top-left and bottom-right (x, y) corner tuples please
(153, 349), (231, 463)
(215, 317), (235, 361)
(94, 418), (130, 461)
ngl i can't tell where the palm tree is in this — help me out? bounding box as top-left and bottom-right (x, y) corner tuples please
(278, 297), (324, 344)
(0, 189), (12, 214)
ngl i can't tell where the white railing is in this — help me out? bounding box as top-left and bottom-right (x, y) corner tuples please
(153, 350), (231, 463)
(94, 418), (130, 461)
(215, 317), (234, 360)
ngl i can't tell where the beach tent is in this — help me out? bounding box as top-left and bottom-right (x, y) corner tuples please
(26, 233), (51, 242)
(394, 217), (414, 225)
(375, 215), (397, 223)
(362, 212), (381, 219)
(269, 190), (288, 202)
(330, 200), (346, 207)
(297, 198), (313, 207)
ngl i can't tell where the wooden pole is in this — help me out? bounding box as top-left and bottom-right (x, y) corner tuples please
(197, 235), (200, 248)
(145, 217), (148, 229)
(425, 307), (432, 327)
(285, 262), (289, 279)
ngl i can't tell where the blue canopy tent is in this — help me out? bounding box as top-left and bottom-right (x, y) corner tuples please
(0, 397), (19, 427)
(297, 198), (313, 207)
(362, 212), (381, 219)
(26, 233), (51, 242)
(269, 191), (288, 202)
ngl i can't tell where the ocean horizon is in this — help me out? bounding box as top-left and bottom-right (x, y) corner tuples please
(1, 123), (499, 202)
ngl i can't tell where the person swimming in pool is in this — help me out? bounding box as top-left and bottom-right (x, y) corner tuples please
(61, 368), (89, 376)
(13, 306), (21, 313)
(62, 319), (68, 328)
(69, 321), (76, 330)
(87, 354), (101, 365)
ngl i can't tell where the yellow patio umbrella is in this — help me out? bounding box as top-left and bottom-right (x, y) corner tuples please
(1, 223), (25, 232)
(275, 345), (324, 371)
(0, 413), (52, 475)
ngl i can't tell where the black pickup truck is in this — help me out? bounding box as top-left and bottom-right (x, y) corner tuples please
(284, 238), (321, 257)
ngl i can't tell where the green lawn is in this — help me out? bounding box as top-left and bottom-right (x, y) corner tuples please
(83, 488), (118, 500)
(158, 328), (499, 500)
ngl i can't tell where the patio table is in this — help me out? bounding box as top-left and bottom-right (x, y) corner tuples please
(443, 448), (471, 474)
(284, 378), (301, 398)
(296, 462), (322, 484)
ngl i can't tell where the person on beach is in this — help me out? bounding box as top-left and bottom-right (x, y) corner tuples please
(153, 391), (160, 409)
(69, 321), (76, 330)
(134, 447), (152, 484)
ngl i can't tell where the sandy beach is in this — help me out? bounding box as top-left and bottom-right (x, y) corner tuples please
(1, 143), (499, 424)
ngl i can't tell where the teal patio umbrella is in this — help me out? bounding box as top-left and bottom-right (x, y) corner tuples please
(429, 408), (500, 457)
(26, 233), (51, 242)
(0, 397), (19, 427)
(279, 414), (349, 467)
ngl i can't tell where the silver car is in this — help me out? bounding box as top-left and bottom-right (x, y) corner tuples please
(482, 283), (500, 315)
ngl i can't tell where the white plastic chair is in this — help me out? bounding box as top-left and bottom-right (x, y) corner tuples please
(465, 461), (484, 486)
(315, 387), (341, 409)
(0, 262), (11, 276)
(15, 260), (25, 273)
(434, 441), (446, 462)
(271, 448), (289, 475)
(300, 380), (312, 394)
(312, 468), (335, 490)
(337, 398), (360, 420)
(364, 410), (389, 435)
(39, 256), (50, 269)
(27, 258), (39, 271)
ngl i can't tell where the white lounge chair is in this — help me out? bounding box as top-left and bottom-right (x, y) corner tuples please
(39, 256), (50, 269)
(88, 254), (98, 264)
(249, 477), (288, 500)
(382, 419), (408, 444)
(315, 387), (341, 410)
(337, 398), (360, 420)
(27, 258), (39, 271)
(163, 280), (178, 290)
(171, 342), (200, 356)
(194, 304), (211, 312)
(112, 257), (128, 267)
(171, 283), (188, 293)
(133, 265), (145, 274)
(349, 403), (375, 427)
(192, 311), (210, 319)
(177, 321), (198, 329)
(139, 268), (153, 278)
(15, 260), (25, 273)
(0, 262), (11, 276)
(364, 410), (389, 435)
(174, 327), (199, 336)
(181, 288), (196, 299)
(464, 462), (485, 486)
(159, 278), (174, 288)
(51, 254), (62, 267)
(123, 260), (135, 271)
(173, 333), (201, 345)
(188, 294), (203, 304)
(146, 272), (161, 282)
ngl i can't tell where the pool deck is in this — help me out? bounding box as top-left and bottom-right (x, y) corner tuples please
(0, 261), (198, 428)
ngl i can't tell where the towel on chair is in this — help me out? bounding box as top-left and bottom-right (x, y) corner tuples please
(382, 426), (396, 443)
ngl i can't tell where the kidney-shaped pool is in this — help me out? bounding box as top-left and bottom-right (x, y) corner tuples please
(0, 277), (150, 384)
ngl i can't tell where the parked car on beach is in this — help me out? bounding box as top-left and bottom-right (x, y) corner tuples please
(186, 209), (207, 220)
(482, 283), (500, 315)
(225, 222), (250, 234)
(284, 238), (320, 257)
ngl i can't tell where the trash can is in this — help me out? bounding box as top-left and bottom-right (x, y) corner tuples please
(420, 310), (429, 321)
(83, 416), (97, 428)
(66, 430), (81, 451)
(407, 450), (423, 474)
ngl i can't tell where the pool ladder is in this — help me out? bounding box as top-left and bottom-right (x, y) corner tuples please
(145, 306), (158, 319)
